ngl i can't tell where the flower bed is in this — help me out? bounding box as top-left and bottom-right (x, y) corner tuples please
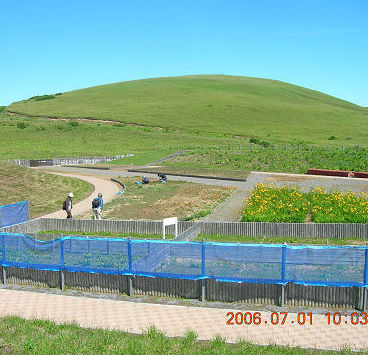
(242, 184), (368, 223)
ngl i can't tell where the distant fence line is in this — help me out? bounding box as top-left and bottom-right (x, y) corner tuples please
(2, 218), (368, 240)
(5, 154), (134, 167)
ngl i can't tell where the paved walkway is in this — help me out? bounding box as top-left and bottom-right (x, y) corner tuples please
(0, 288), (366, 351)
(204, 189), (249, 222)
(41, 172), (120, 219)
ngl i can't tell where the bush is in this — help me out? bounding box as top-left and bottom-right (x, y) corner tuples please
(17, 122), (29, 129)
(68, 121), (79, 127)
(328, 135), (337, 140)
(0, 106), (5, 112)
(249, 137), (261, 145)
(28, 95), (55, 101)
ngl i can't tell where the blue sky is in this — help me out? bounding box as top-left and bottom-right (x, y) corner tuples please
(1, 0), (367, 106)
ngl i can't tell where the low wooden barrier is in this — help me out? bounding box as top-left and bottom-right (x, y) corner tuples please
(0, 266), (363, 309)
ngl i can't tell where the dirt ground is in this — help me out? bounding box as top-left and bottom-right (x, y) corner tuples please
(77, 177), (234, 221)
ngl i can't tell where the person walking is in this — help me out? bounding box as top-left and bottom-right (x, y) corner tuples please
(63, 192), (74, 219)
(92, 192), (104, 220)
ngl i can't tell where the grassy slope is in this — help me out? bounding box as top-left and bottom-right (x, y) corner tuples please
(0, 111), (239, 160)
(0, 163), (93, 218)
(7, 75), (368, 145)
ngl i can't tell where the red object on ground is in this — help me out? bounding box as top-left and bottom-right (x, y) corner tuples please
(307, 169), (368, 178)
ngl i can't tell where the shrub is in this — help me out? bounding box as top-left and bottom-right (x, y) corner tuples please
(68, 121), (79, 127)
(249, 137), (261, 145)
(0, 106), (5, 112)
(328, 135), (337, 140)
(17, 122), (29, 129)
(28, 95), (55, 101)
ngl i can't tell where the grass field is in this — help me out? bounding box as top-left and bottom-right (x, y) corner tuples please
(39, 230), (169, 239)
(195, 234), (366, 246)
(162, 145), (368, 174)
(3, 108), (368, 175)
(1, 317), (355, 355)
(0, 163), (93, 218)
(0, 111), (240, 160)
(77, 177), (233, 221)
(7, 75), (368, 145)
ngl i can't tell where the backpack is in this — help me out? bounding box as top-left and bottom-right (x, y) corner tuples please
(62, 200), (67, 210)
(92, 198), (100, 208)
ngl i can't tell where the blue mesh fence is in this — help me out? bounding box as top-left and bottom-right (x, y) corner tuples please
(0, 201), (29, 228)
(0, 233), (367, 287)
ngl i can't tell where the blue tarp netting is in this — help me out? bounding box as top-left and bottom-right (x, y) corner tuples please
(0, 201), (28, 228)
(0, 233), (367, 287)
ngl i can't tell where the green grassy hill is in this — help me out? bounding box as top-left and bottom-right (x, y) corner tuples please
(7, 75), (368, 144)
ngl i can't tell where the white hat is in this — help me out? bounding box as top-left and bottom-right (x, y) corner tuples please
(68, 192), (74, 198)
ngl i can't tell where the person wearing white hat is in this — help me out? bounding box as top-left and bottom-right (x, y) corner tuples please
(63, 192), (74, 218)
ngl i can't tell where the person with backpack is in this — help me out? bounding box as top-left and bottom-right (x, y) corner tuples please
(63, 192), (74, 218)
(92, 192), (104, 220)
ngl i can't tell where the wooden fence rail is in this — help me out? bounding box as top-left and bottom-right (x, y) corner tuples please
(2, 219), (367, 240)
(0, 266), (363, 309)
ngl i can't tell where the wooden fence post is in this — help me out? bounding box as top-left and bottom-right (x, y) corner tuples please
(362, 244), (368, 311)
(1, 234), (6, 285)
(128, 238), (134, 296)
(60, 238), (65, 290)
(280, 243), (287, 307)
(200, 238), (206, 302)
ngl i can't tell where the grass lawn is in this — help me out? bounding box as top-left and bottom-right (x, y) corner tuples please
(0, 111), (244, 161)
(39, 230), (169, 240)
(0, 316), (358, 354)
(163, 145), (368, 174)
(38, 231), (368, 245)
(0, 163), (93, 218)
(7, 75), (368, 145)
(2, 112), (368, 176)
(77, 177), (234, 221)
(195, 234), (367, 246)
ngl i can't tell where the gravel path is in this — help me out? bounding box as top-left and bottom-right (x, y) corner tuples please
(41, 171), (120, 219)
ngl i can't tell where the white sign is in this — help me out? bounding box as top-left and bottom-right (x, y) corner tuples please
(162, 217), (178, 239)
